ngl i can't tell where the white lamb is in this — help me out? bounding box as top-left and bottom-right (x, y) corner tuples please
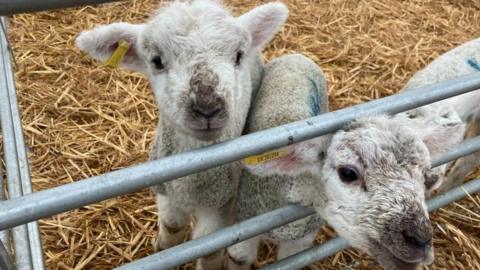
(397, 37), (480, 194)
(228, 52), (467, 269)
(75, 1), (288, 269)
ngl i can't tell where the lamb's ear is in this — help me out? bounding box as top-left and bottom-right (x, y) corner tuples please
(424, 165), (447, 196)
(243, 136), (330, 177)
(397, 107), (466, 193)
(237, 2), (289, 49)
(421, 121), (465, 194)
(75, 22), (147, 72)
(417, 112), (465, 160)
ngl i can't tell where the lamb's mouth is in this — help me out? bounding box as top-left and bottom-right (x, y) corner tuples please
(369, 240), (430, 270)
(190, 127), (224, 141)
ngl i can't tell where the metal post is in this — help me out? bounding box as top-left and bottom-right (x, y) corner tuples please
(113, 135), (480, 270)
(0, 0), (126, 16)
(260, 177), (480, 270)
(0, 139), (9, 262)
(0, 15), (9, 260)
(0, 17), (45, 270)
(0, 17), (33, 270)
(0, 239), (15, 270)
(1, 73), (480, 230)
(1, 17), (44, 269)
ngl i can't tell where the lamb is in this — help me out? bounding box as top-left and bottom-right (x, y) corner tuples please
(228, 53), (466, 270)
(75, 1), (288, 269)
(396, 37), (480, 193)
(228, 54), (329, 269)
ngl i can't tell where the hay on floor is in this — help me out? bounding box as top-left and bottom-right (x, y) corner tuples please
(4, 0), (480, 269)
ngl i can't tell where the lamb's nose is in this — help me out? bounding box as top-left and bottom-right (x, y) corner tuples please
(402, 230), (432, 249)
(191, 103), (221, 120)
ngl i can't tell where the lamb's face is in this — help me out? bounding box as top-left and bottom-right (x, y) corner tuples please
(318, 118), (434, 270)
(138, 5), (251, 141)
(75, 0), (288, 142)
(245, 114), (464, 269)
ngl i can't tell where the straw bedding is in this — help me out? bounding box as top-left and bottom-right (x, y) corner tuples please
(5, 0), (480, 269)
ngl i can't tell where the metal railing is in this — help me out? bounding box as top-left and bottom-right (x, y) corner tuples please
(0, 16), (44, 270)
(1, 1), (480, 270)
(0, 0), (126, 15)
(115, 136), (480, 270)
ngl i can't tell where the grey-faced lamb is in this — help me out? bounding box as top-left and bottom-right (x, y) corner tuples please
(75, 1), (288, 269)
(229, 53), (466, 270)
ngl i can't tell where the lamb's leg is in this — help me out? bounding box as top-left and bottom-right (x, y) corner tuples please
(193, 198), (235, 270)
(154, 193), (189, 251)
(442, 117), (480, 192)
(227, 236), (260, 270)
(277, 232), (316, 260)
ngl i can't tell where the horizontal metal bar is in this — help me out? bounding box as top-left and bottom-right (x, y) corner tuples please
(261, 177), (480, 270)
(431, 136), (480, 168)
(1, 73), (480, 230)
(261, 238), (350, 270)
(117, 204), (314, 270)
(0, 16), (33, 270)
(114, 135), (480, 269)
(0, 0), (126, 16)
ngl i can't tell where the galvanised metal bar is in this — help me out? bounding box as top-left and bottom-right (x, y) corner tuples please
(261, 177), (480, 270)
(0, 143), (9, 259)
(114, 136), (480, 270)
(118, 204), (314, 270)
(0, 17), (45, 270)
(261, 238), (350, 270)
(0, 15), (9, 260)
(431, 136), (480, 167)
(0, 239), (15, 270)
(0, 0), (126, 16)
(1, 73), (480, 230)
(0, 17), (33, 270)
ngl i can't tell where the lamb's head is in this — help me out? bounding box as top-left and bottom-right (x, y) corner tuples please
(245, 114), (464, 269)
(319, 117), (435, 270)
(76, 0), (288, 141)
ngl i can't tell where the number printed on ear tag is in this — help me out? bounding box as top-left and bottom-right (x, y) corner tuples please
(243, 150), (288, 165)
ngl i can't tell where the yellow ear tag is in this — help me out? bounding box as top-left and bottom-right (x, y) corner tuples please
(243, 150), (288, 165)
(105, 40), (131, 68)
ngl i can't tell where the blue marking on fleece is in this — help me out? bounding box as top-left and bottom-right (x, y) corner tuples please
(308, 78), (321, 116)
(467, 58), (480, 71)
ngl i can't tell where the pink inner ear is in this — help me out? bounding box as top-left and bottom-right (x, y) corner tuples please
(270, 151), (301, 172)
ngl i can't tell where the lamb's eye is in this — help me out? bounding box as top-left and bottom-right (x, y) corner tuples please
(338, 166), (359, 183)
(152, 56), (164, 70)
(235, 51), (243, 66)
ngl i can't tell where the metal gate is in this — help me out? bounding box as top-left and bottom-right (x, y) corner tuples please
(1, 1), (480, 270)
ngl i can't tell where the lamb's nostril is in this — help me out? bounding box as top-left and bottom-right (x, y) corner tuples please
(402, 230), (431, 249)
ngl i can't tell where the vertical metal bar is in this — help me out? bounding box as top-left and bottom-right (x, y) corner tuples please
(0, 17), (33, 270)
(0, 18), (45, 270)
(0, 149), (9, 259)
(0, 239), (15, 270)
